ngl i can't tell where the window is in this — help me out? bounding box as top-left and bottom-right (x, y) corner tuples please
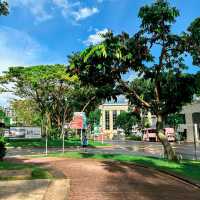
(113, 110), (117, 130)
(179, 114), (186, 124)
(105, 111), (110, 130)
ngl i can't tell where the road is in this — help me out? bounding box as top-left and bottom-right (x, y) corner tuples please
(6, 140), (200, 160)
(105, 140), (200, 160)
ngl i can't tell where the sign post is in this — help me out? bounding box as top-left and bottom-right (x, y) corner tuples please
(45, 127), (48, 156)
(194, 124), (198, 160)
(62, 127), (65, 153)
(69, 112), (87, 146)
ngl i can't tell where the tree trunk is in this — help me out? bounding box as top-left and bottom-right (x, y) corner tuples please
(156, 115), (178, 161)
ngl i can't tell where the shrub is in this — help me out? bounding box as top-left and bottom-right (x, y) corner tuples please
(126, 135), (142, 141)
(0, 137), (6, 161)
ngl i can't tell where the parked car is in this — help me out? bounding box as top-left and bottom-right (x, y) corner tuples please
(143, 128), (158, 142)
(164, 128), (175, 142)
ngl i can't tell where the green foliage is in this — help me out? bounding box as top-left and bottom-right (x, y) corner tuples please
(1, 65), (103, 138)
(126, 135), (142, 141)
(0, 136), (5, 147)
(68, 0), (198, 118)
(31, 168), (53, 179)
(88, 109), (101, 130)
(0, 1), (9, 16)
(0, 136), (6, 160)
(11, 100), (42, 126)
(166, 113), (185, 129)
(0, 108), (10, 127)
(115, 111), (140, 135)
(138, 0), (179, 34)
(0, 161), (53, 180)
(187, 17), (200, 66)
(195, 72), (200, 97)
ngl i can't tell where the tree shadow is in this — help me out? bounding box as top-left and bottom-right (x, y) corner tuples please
(99, 159), (200, 200)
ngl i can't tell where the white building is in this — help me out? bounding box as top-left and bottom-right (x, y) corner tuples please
(99, 96), (129, 139)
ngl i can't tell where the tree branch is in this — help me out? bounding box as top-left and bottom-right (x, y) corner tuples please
(82, 96), (96, 112)
(119, 80), (151, 108)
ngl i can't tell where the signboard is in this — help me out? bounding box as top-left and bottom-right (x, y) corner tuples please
(25, 127), (42, 139)
(8, 127), (41, 139)
(69, 112), (87, 129)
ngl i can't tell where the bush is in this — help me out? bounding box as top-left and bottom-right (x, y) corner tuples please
(0, 137), (6, 161)
(126, 135), (142, 141)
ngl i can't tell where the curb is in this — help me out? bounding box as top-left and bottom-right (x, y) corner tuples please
(43, 179), (70, 200)
(155, 168), (200, 189)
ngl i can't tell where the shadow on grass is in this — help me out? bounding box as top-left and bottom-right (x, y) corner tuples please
(98, 159), (200, 200)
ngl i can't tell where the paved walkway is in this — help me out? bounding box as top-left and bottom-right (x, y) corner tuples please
(21, 157), (200, 200)
(0, 179), (69, 200)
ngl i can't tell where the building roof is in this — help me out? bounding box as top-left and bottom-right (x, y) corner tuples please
(103, 95), (128, 105)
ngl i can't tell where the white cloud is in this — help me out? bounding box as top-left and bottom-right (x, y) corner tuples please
(8, 0), (99, 23)
(83, 28), (109, 46)
(52, 0), (80, 18)
(0, 26), (47, 72)
(9, 0), (53, 23)
(72, 7), (99, 21)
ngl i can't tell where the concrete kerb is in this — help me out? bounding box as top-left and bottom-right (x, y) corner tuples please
(43, 179), (70, 200)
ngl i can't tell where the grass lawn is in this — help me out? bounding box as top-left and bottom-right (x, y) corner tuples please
(41, 151), (200, 183)
(0, 160), (53, 180)
(6, 138), (109, 148)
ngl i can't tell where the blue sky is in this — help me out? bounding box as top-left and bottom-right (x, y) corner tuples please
(0, 0), (200, 106)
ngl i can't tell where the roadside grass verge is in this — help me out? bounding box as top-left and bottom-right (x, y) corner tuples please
(0, 160), (53, 180)
(40, 151), (200, 183)
(5, 138), (109, 148)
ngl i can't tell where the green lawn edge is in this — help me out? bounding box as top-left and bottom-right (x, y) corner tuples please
(6, 138), (110, 148)
(0, 161), (53, 180)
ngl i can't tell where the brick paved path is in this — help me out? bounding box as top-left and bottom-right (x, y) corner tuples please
(23, 157), (200, 200)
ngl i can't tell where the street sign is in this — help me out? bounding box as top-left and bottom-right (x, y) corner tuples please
(69, 112), (87, 129)
(9, 127), (41, 139)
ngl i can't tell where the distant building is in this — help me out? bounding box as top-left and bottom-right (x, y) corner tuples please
(99, 96), (129, 138)
(178, 101), (200, 142)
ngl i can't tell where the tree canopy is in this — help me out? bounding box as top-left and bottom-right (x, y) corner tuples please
(115, 111), (140, 135)
(1, 65), (104, 138)
(67, 0), (200, 160)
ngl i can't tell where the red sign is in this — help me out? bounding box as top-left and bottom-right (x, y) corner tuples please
(69, 114), (83, 129)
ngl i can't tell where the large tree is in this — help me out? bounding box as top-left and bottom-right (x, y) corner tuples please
(1, 65), (106, 138)
(10, 99), (41, 126)
(1, 65), (78, 137)
(67, 0), (199, 160)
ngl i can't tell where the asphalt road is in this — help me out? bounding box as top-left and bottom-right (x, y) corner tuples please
(6, 140), (200, 160)
(105, 140), (200, 160)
